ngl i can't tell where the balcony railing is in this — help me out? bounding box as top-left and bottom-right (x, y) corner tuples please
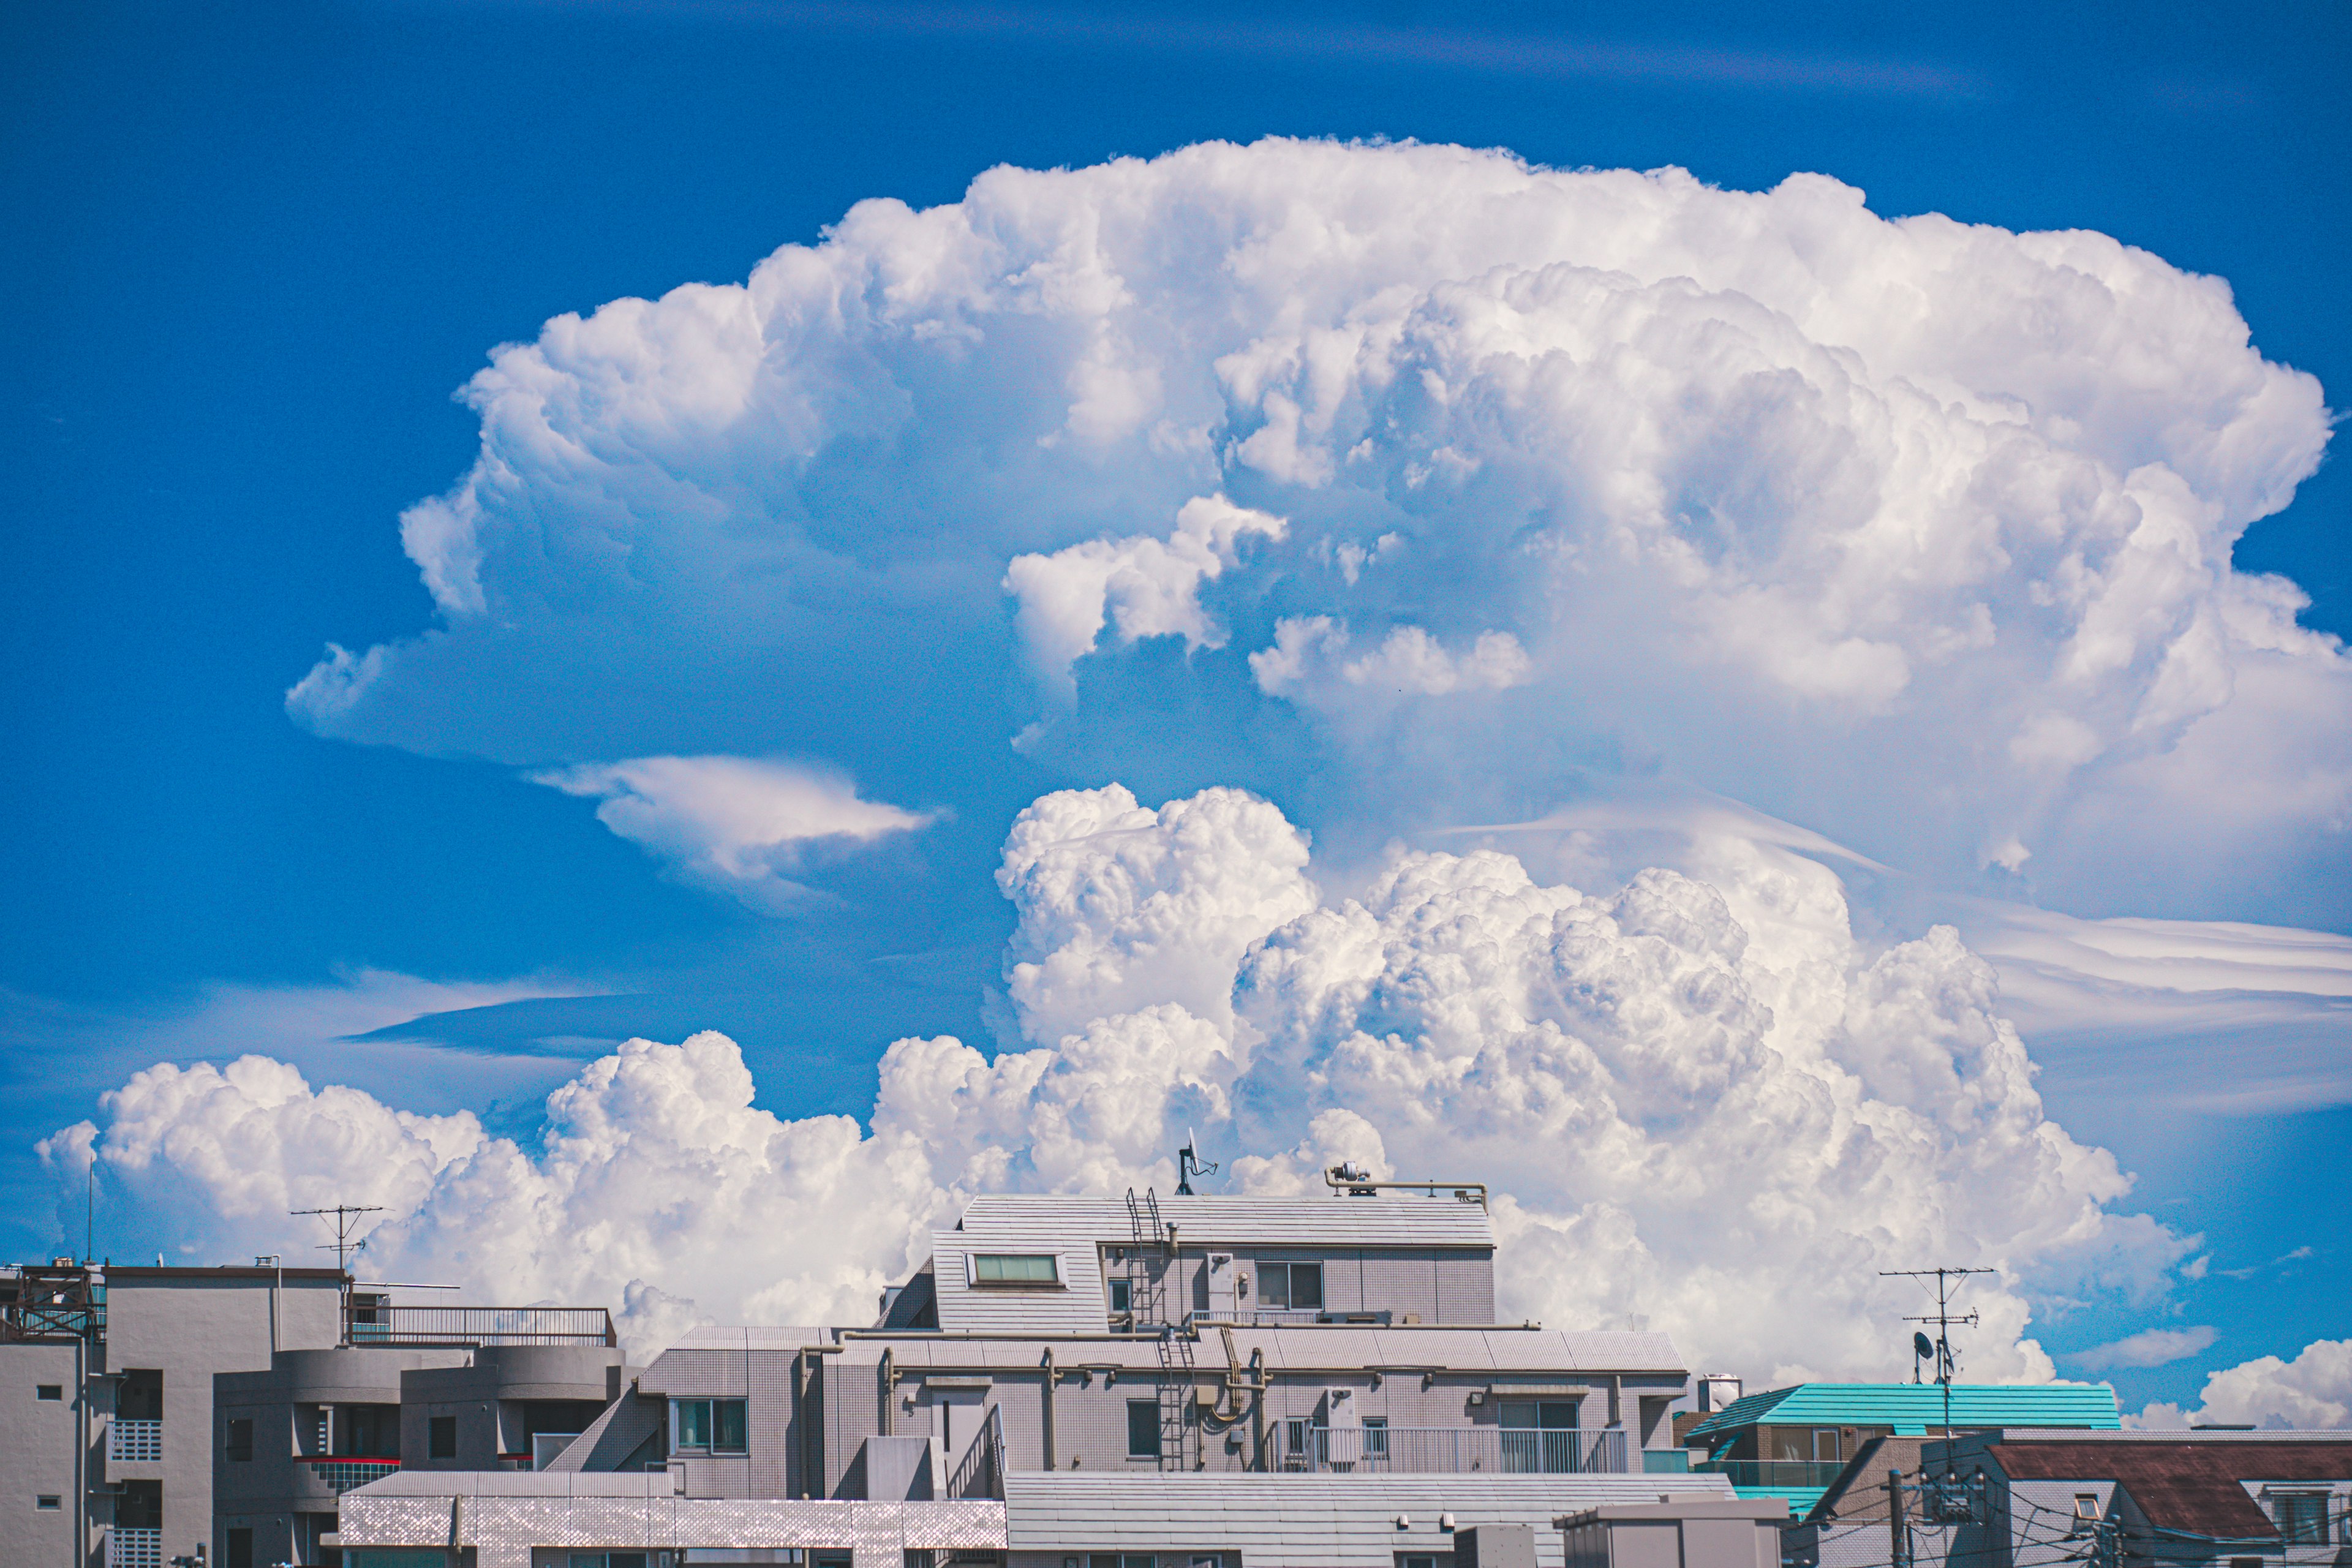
(108, 1529), (161, 1568)
(1275, 1425), (1634, 1475)
(304, 1456), (402, 1493)
(345, 1304), (616, 1347)
(947, 1404), (1006, 1500)
(108, 1419), (161, 1463)
(1694, 1458), (1850, 1488)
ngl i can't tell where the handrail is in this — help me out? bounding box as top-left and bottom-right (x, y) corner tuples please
(1275, 1423), (1634, 1475)
(946, 1404), (1006, 1500)
(344, 1303), (616, 1347)
(1322, 1169), (1488, 1207)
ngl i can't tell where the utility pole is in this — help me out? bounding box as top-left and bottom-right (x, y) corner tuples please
(1882, 1266), (1992, 1485)
(292, 1205), (383, 1272)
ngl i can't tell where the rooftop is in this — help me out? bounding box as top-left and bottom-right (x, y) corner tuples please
(1689, 1383), (2121, 1441)
(1987, 1434), (2352, 1540)
(954, 1191), (1498, 1248)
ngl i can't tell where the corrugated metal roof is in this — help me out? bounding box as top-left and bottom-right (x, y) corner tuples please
(956, 1193), (1498, 1246)
(1003, 1473), (1736, 1565)
(1689, 1384), (2120, 1439)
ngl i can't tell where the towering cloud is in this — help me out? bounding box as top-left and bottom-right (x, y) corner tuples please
(49, 785), (2193, 1378)
(283, 138), (2343, 924)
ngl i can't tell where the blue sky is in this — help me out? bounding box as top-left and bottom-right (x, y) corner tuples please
(4, 0), (2348, 1414)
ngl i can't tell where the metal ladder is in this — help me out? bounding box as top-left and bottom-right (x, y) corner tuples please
(1125, 1186), (1191, 1470)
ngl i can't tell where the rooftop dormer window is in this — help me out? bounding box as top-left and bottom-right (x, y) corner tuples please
(972, 1254), (1060, 1286)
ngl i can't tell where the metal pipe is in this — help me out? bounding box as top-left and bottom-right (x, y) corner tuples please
(880, 1348), (895, 1438)
(1041, 1348), (1057, 1471)
(1321, 1172), (1489, 1207)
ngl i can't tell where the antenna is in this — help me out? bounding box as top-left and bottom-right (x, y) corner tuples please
(1881, 1265), (1993, 1475)
(292, 1204), (385, 1273)
(1174, 1131), (1218, 1196)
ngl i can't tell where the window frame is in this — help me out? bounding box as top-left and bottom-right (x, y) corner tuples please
(225, 1416), (254, 1463)
(35, 1384), (62, 1401)
(672, 1396), (748, 1454)
(971, 1253), (1061, 1287)
(1126, 1398), (1163, 1460)
(2271, 1492), (2329, 1547)
(428, 1414), (458, 1460)
(36, 1494), (62, 1510)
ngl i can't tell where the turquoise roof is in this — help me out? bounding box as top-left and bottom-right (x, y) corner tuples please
(1688, 1382), (2120, 1440)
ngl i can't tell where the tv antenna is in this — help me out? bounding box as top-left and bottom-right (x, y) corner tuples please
(1882, 1265), (1992, 1474)
(292, 1204), (384, 1273)
(1174, 1131), (1218, 1196)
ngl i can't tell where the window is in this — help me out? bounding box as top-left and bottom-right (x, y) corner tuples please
(1258, 1261), (1323, 1310)
(37, 1494), (61, 1510)
(1362, 1416), (1390, 1460)
(36, 1384), (62, 1401)
(225, 1417), (253, 1462)
(2067, 1494), (2101, 1536)
(1127, 1400), (1163, 1459)
(1108, 1278), (1132, 1315)
(428, 1415), (456, 1459)
(569, 1556), (650, 1568)
(2273, 1494), (2328, 1547)
(227, 1528), (253, 1568)
(673, 1398), (748, 1453)
(973, 1254), (1059, 1284)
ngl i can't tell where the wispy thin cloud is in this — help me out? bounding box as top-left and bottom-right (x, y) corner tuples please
(2071, 1325), (2218, 1371)
(404, 0), (1991, 102)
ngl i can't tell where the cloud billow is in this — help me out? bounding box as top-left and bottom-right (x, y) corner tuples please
(282, 138), (2342, 922)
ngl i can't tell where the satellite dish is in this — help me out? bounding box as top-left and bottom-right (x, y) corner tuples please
(1914, 1332), (1936, 1360)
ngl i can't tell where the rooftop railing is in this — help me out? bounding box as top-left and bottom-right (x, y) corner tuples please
(303, 1456), (402, 1493)
(1275, 1424), (1634, 1475)
(345, 1304), (616, 1348)
(1694, 1458), (1849, 1488)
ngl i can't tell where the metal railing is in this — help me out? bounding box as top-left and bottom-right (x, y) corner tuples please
(1185, 1309), (1383, 1329)
(108, 1419), (161, 1462)
(107, 1529), (161, 1568)
(1275, 1425), (1634, 1474)
(345, 1304), (616, 1347)
(1694, 1458), (1849, 1487)
(947, 1404), (1006, 1500)
(304, 1456), (402, 1493)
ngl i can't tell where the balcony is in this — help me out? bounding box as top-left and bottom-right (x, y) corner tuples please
(1275, 1425), (1635, 1475)
(107, 1529), (161, 1568)
(304, 1456), (402, 1493)
(344, 1304), (616, 1347)
(1694, 1459), (1850, 1488)
(107, 1419), (161, 1463)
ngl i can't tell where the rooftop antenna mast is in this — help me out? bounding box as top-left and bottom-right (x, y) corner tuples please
(292, 1204), (383, 1273)
(1174, 1130), (1218, 1196)
(1881, 1266), (1992, 1476)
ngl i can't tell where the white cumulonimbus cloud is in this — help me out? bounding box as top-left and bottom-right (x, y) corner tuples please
(1005, 494), (1286, 699)
(528, 756), (934, 912)
(45, 782), (2221, 1382)
(2133, 1339), (2352, 1429)
(279, 138), (2345, 924)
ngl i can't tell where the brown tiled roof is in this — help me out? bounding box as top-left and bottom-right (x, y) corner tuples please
(1806, 1436), (1937, 1524)
(1991, 1441), (2352, 1540)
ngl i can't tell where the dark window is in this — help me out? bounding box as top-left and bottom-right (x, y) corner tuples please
(715, 1397), (747, 1453)
(227, 1528), (254, 1568)
(1108, 1279), (1131, 1315)
(428, 1415), (457, 1459)
(118, 1479), (162, 1529)
(1127, 1400), (1162, 1459)
(2274, 1495), (2328, 1546)
(36, 1495), (61, 1510)
(118, 1370), (162, 1420)
(226, 1417), (253, 1462)
(36, 1384), (62, 1401)
(1259, 1262), (1324, 1310)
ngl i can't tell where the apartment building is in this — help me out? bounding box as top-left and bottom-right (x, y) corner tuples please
(334, 1181), (1746, 1568)
(0, 1257), (617, 1568)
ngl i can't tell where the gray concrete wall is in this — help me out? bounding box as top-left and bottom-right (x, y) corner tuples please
(1, 1339), (90, 1568)
(105, 1270), (344, 1568)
